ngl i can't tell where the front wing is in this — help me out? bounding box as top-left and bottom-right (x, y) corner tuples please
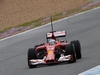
(30, 55), (71, 65)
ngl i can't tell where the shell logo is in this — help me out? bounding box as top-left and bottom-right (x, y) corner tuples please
(48, 50), (53, 55)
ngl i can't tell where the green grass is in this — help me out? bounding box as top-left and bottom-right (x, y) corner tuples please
(0, 27), (11, 33)
(0, 18), (43, 33)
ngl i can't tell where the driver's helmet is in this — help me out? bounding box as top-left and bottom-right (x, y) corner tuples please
(49, 39), (56, 45)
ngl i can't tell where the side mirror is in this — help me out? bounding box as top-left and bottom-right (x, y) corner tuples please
(40, 43), (45, 45)
(60, 40), (64, 43)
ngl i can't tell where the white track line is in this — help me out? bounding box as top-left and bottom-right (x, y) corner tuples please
(0, 6), (100, 42)
(79, 65), (100, 75)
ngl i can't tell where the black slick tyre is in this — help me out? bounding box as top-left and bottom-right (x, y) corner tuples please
(65, 43), (76, 63)
(71, 40), (82, 59)
(28, 48), (37, 68)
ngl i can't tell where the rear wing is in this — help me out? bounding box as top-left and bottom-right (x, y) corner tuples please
(46, 31), (66, 39)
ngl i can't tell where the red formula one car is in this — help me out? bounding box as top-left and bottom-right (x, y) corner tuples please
(27, 19), (82, 68)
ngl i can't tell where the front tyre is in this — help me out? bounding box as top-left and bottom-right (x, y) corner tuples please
(65, 43), (76, 63)
(71, 40), (82, 59)
(28, 48), (37, 68)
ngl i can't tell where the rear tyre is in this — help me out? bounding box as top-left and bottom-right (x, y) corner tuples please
(71, 40), (82, 59)
(28, 48), (37, 68)
(65, 43), (76, 63)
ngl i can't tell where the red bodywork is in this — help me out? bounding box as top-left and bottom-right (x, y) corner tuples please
(36, 40), (68, 64)
(30, 31), (70, 64)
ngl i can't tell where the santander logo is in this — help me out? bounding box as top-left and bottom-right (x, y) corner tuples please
(46, 46), (55, 50)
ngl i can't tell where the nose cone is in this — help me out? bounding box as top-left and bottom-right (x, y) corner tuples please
(46, 50), (55, 63)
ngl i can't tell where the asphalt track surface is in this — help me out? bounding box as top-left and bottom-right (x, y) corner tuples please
(0, 7), (100, 75)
